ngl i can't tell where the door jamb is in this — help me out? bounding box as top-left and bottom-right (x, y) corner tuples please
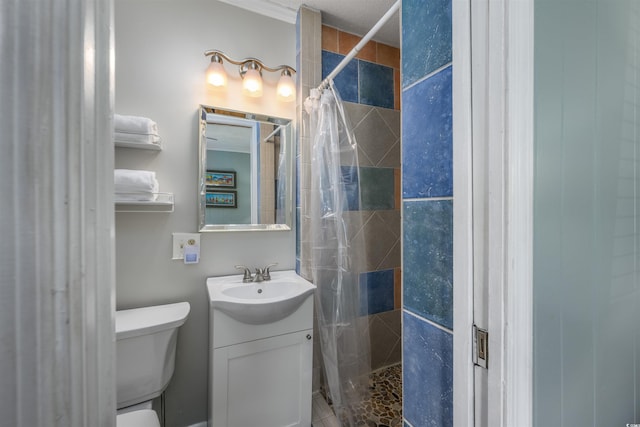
(452, 0), (534, 426)
(452, 0), (475, 424)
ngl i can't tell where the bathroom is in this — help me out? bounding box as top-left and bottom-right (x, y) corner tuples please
(115, 0), (402, 425)
(3, 0), (640, 427)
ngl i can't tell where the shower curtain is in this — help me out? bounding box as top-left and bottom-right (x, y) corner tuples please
(306, 82), (371, 426)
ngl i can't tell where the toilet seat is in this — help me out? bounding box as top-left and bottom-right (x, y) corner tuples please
(116, 409), (160, 427)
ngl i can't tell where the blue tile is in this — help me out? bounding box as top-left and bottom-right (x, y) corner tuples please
(402, 0), (452, 88)
(403, 311), (453, 427)
(341, 165), (360, 211)
(322, 51), (358, 103)
(359, 167), (395, 210)
(359, 61), (394, 109)
(295, 207), (300, 258)
(359, 269), (395, 315)
(296, 155), (301, 208)
(402, 66), (452, 198)
(403, 199), (453, 329)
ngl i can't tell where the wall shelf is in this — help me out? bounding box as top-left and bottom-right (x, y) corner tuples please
(115, 140), (162, 151)
(115, 193), (174, 213)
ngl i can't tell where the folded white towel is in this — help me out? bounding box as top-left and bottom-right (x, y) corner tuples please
(114, 191), (158, 202)
(114, 114), (159, 135)
(114, 131), (161, 145)
(114, 169), (158, 193)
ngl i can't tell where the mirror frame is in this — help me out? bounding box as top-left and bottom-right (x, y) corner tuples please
(198, 105), (294, 232)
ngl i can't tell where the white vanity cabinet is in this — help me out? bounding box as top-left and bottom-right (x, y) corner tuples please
(211, 328), (313, 427)
(207, 272), (315, 427)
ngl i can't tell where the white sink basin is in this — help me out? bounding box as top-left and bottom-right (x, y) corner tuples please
(206, 270), (316, 324)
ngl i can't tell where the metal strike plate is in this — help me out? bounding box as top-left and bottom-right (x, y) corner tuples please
(473, 325), (488, 369)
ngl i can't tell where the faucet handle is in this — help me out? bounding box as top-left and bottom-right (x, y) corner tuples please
(234, 265), (253, 283)
(253, 268), (264, 282)
(262, 263), (278, 280)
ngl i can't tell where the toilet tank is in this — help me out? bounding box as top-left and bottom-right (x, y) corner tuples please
(116, 302), (190, 409)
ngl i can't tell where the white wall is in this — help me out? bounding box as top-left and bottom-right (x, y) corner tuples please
(114, 1), (296, 425)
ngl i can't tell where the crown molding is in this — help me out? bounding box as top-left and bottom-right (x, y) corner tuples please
(217, 0), (298, 24)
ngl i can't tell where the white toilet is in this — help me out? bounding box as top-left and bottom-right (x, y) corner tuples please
(115, 302), (191, 427)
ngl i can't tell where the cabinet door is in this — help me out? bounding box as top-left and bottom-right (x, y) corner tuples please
(212, 329), (313, 427)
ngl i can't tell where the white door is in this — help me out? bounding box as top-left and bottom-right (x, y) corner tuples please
(453, 0), (534, 426)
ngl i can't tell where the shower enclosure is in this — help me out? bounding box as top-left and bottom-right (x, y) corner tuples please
(296, 4), (403, 426)
(306, 84), (371, 426)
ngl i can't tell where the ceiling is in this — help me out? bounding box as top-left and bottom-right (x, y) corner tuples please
(217, 0), (400, 47)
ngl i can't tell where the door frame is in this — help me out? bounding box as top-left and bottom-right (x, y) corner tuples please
(452, 0), (534, 426)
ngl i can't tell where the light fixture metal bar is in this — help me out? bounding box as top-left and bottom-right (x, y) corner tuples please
(204, 49), (295, 74)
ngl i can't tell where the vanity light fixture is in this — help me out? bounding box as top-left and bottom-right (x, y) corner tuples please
(204, 49), (296, 102)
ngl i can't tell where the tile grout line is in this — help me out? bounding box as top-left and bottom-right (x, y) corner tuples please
(402, 61), (453, 92)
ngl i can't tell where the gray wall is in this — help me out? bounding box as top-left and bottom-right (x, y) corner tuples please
(533, 0), (640, 425)
(114, 1), (296, 425)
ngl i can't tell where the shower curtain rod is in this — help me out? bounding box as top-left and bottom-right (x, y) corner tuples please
(317, 0), (400, 90)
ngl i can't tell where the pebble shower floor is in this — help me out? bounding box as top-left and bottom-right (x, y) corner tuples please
(312, 364), (402, 427)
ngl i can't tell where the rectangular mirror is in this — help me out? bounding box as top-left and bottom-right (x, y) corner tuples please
(198, 105), (293, 232)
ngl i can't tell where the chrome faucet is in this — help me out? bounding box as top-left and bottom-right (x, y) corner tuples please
(253, 268), (265, 282)
(234, 265), (253, 283)
(235, 263), (278, 283)
(262, 263), (278, 280)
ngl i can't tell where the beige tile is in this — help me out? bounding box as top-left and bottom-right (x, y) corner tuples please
(377, 43), (400, 68)
(377, 107), (401, 138)
(343, 210), (373, 241)
(360, 214), (397, 271)
(357, 145), (374, 167)
(377, 140), (401, 168)
(374, 210), (401, 238)
(384, 338), (402, 366)
(338, 30), (376, 62)
(394, 268), (402, 310)
(322, 416), (341, 427)
(353, 109), (397, 166)
(377, 308), (402, 336)
(369, 315), (399, 370)
(343, 101), (374, 128)
(314, 395), (333, 418)
(322, 25), (338, 52)
(377, 239), (401, 270)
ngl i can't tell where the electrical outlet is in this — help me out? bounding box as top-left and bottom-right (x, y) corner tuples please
(172, 233), (200, 260)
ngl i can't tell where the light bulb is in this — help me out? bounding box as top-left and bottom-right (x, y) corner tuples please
(206, 60), (227, 87)
(277, 72), (296, 102)
(242, 68), (263, 97)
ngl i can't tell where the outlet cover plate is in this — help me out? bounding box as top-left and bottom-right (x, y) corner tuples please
(172, 233), (200, 260)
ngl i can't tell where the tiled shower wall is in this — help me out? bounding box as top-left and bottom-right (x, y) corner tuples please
(295, 6), (322, 389)
(296, 7), (403, 390)
(401, 0), (454, 426)
(321, 25), (403, 371)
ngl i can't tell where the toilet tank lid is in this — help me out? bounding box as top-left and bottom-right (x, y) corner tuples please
(116, 302), (190, 340)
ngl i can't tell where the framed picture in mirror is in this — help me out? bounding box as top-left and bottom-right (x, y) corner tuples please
(206, 190), (237, 208)
(206, 170), (236, 188)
